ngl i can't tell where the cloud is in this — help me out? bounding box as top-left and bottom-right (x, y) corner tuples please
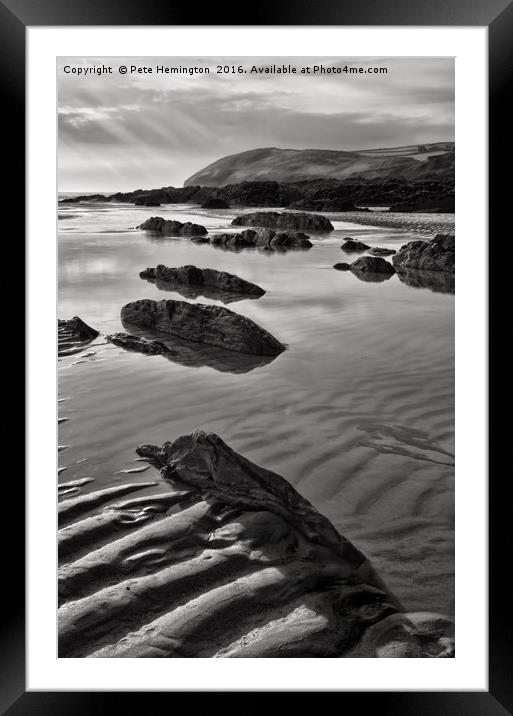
(58, 56), (454, 191)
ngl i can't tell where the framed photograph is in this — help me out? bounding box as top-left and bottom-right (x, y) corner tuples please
(5, 0), (507, 709)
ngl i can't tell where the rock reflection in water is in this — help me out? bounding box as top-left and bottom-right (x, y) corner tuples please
(351, 270), (395, 284)
(120, 320), (281, 374)
(140, 276), (260, 305)
(397, 269), (454, 295)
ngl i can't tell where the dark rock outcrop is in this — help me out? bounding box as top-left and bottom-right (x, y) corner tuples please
(393, 234), (454, 273)
(134, 198), (161, 206)
(201, 198), (230, 209)
(58, 430), (454, 658)
(333, 263), (351, 271)
(350, 256), (396, 275)
(121, 299), (285, 357)
(368, 247), (396, 257)
(58, 317), (99, 357)
(341, 239), (371, 252)
(106, 332), (176, 356)
(59, 175), (453, 216)
(137, 217), (207, 236)
(139, 265), (265, 298)
(232, 211), (333, 233)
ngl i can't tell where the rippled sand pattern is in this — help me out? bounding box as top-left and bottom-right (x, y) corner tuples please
(58, 203), (454, 618)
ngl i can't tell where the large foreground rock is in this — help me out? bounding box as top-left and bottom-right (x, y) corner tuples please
(137, 216), (207, 236)
(393, 234), (455, 273)
(58, 317), (99, 357)
(232, 211), (333, 233)
(58, 431), (454, 658)
(121, 299), (285, 356)
(139, 265), (265, 297)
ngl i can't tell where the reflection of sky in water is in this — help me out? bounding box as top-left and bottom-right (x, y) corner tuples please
(58, 203), (454, 619)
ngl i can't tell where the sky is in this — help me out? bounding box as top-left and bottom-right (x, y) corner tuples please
(58, 56), (454, 192)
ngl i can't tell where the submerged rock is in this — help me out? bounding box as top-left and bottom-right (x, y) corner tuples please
(121, 299), (285, 356)
(393, 234), (455, 273)
(341, 238), (371, 252)
(201, 198), (230, 209)
(106, 332), (176, 355)
(139, 265), (265, 298)
(58, 317), (99, 357)
(333, 263), (351, 271)
(232, 211), (333, 233)
(368, 247), (397, 257)
(58, 431), (454, 658)
(350, 256), (396, 275)
(137, 216), (207, 236)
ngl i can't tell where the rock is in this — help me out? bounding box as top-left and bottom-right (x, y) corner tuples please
(270, 231), (313, 248)
(368, 247), (397, 257)
(106, 332), (177, 355)
(350, 256), (396, 275)
(58, 317), (99, 357)
(232, 211), (333, 233)
(139, 265), (265, 298)
(393, 234), (454, 273)
(201, 198), (230, 209)
(341, 239), (371, 252)
(333, 263), (351, 271)
(137, 216), (207, 236)
(58, 431), (454, 658)
(207, 229), (312, 253)
(121, 299), (285, 356)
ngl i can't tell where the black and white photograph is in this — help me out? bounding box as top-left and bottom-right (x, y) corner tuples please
(57, 56), (456, 659)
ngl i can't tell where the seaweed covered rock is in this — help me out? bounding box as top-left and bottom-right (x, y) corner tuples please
(121, 299), (284, 356)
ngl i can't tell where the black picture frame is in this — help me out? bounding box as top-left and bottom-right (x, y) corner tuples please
(5, 0), (507, 711)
